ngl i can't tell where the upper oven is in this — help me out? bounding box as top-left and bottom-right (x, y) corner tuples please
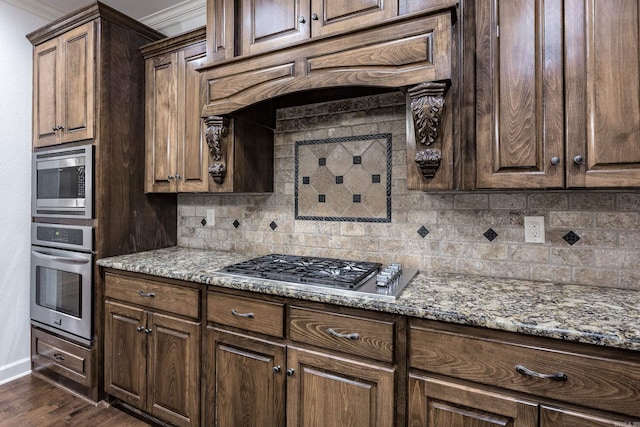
(32, 144), (93, 219)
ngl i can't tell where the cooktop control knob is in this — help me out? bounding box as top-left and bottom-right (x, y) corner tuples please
(377, 263), (403, 287)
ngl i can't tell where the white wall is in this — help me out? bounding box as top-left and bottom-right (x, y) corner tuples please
(0, 3), (46, 384)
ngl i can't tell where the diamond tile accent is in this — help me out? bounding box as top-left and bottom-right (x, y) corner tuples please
(302, 176), (310, 184)
(353, 155), (361, 165)
(336, 176), (343, 184)
(353, 194), (361, 203)
(270, 221), (278, 230)
(233, 219), (240, 229)
(417, 226), (429, 238)
(319, 195), (326, 203)
(484, 228), (498, 242)
(372, 174), (381, 183)
(319, 158), (326, 166)
(200, 218), (207, 227)
(563, 231), (581, 245)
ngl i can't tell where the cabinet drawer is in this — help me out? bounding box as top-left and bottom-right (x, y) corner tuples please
(409, 320), (640, 417)
(31, 327), (91, 386)
(289, 306), (394, 363)
(207, 292), (284, 338)
(105, 273), (200, 319)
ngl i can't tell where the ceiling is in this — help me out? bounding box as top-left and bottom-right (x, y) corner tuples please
(2, 0), (205, 34)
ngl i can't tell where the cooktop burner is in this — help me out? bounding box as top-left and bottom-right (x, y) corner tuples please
(221, 254), (382, 289)
(218, 254), (419, 300)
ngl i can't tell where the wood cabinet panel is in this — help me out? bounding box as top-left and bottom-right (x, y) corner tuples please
(311, 0), (397, 38)
(286, 346), (395, 427)
(207, 292), (285, 337)
(565, 0), (640, 187)
(541, 406), (640, 427)
(148, 312), (201, 427)
(205, 327), (286, 427)
(105, 272), (201, 319)
(104, 301), (147, 408)
(410, 320), (640, 418)
(289, 306), (394, 362)
(33, 38), (58, 147)
(475, 0), (564, 188)
(408, 374), (538, 426)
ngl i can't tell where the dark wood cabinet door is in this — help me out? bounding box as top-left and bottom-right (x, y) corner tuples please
(58, 21), (95, 144)
(311, 0), (397, 38)
(475, 0), (564, 189)
(565, 0), (640, 187)
(408, 374), (538, 426)
(147, 312), (201, 427)
(32, 37), (59, 148)
(176, 41), (209, 192)
(239, 0), (310, 55)
(286, 346), (395, 427)
(205, 327), (286, 427)
(145, 52), (177, 193)
(541, 406), (640, 427)
(104, 301), (146, 409)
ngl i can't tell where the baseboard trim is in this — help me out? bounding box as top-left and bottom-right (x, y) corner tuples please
(0, 358), (31, 385)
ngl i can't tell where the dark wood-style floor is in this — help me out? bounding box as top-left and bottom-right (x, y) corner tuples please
(0, 374), (152, 426)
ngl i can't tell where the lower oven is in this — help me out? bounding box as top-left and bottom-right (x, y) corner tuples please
(31, 223), (93, 346)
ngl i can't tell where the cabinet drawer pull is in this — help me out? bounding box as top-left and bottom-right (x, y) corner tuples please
(136, 326), (144, 332)
(53, 353), (65, 361)
(138, 291), (155, 297)
(231, 308), (254, 318)
(327, 328), (360, 340)
(515, 364), (567, 381)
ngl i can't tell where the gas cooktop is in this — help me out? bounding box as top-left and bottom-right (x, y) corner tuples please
(218, 254), (418, 300)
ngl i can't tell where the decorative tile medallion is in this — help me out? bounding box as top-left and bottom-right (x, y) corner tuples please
(270, 221), (278, 230)
(417, 226), (429, 238)
(233, 219), (240, 229)
(563, 230), (580, 245)
(201, 218), (207, 227)
(295, 134), (392, 222)
(483, 228), (498, 242)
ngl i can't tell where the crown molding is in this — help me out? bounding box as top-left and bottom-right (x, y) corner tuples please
(0, 0), (65, 21)
(139, 0), (205, 32)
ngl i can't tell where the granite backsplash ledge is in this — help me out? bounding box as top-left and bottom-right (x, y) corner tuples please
(178, 92), (640, 290)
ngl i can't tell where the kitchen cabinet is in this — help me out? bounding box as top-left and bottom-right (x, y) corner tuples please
(238, 0), (398, 55)
(31, 22), (95, 148)
(104, 273), (202, 427)
(475, 0), (640, 189)
(142, 28), (209, 193)
(204, 291), (401, 427)
(408, 319), (640, 426)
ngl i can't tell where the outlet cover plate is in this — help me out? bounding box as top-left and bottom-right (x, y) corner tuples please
(524, 216), (545, 243)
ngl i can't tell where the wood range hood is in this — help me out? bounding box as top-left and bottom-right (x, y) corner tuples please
(197, 7), (456, 183)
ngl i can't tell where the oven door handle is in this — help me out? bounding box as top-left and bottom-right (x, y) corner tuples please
(32, 249), (91, 264)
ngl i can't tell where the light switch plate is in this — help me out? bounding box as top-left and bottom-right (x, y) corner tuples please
(524, 216), (545, 243)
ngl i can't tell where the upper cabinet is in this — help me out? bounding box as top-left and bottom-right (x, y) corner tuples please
(142, 28), (209, 193)
(474, 0), (640, 189)
(238, 0), (397, 55)
(32, 22), (95, 148)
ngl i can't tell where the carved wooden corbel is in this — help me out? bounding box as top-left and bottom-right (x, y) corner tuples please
(408, 81), (449, 179)
(204, 115), (229, 184)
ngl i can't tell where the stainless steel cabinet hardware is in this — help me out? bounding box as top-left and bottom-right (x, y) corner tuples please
(139, 291), (155, 297)
(515, 364), (567, 381)
(327, 328), (360, 340)
(311, 13), (319, 20)
(137, 326), (144, 332)
(298, 16), (306, 23)
(231, 308), (254, 318)
(286, 368), (295, 377)
(573, 155), (583, 165)
(144, 328), (152, 334)
(550, 156), (560, 165)
(273, 365), (281, 373)
(53, 353), (65, 361)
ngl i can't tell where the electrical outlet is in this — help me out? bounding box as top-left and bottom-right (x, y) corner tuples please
(524, 216), (545, 243)
(206, 209), (215, 227)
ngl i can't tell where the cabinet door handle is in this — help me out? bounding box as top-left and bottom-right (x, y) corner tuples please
(573, 155), (584, 165)
(311, 13), (319, 20)
(53, 353), (65, 361)
(550, 156), (560, 165)
(515, 364), (567, 381)
(144, 328), (152, 334)
(231, 308), (254, 318)
(327, 328), (360, 340)
(273, 365), (281, 373)
(175, 172), (181, 180)
(137, 326), (144, 332)
(286, 368), (295, 377)
(139, 291), (155, 297)
(167, 174), (175, 180)
(298, 15), (306, 23)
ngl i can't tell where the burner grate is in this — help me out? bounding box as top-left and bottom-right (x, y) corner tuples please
(221, 254), (382, 289)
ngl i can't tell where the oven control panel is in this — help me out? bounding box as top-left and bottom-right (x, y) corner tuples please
(31, 223), (93, 252)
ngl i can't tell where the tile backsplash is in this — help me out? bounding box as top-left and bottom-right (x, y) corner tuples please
(178, 92), (640, 290)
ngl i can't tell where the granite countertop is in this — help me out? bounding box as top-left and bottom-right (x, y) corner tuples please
(97, 246), (640, 352)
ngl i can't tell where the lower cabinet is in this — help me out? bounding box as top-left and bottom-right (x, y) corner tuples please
(204, 291), (399, 427)
(104, 273), (202, 427)
(408, 318), (640, 426)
